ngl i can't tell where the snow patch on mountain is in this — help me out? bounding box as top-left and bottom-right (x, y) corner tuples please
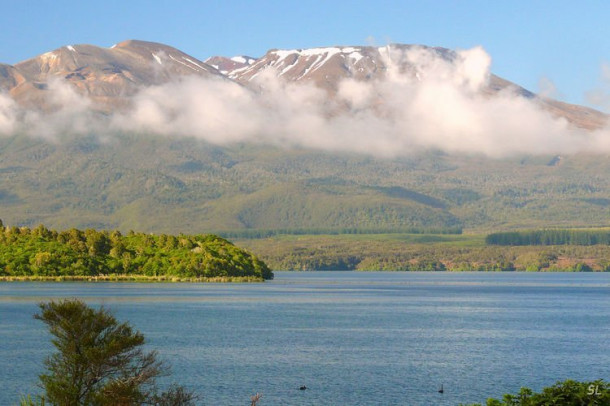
(152, 53), (162, 65)
(256, 47), (368, 79)
(183, 57), (208, 71)
(168, 54), (199, 72)
(231, 56), (255, 65)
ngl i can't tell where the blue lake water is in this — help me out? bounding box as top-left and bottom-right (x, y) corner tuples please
(1, 271), (609, 405)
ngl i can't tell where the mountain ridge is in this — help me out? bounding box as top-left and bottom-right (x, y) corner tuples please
(221, 43), (606, 130)
(0, 40), (606, 129)
(4, 40), (224, 112)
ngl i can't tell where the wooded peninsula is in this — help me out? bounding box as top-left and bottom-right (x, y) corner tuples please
(0, 221), (273, 281)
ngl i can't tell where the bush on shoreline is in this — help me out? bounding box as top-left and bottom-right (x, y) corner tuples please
(461, 379), (609, 406)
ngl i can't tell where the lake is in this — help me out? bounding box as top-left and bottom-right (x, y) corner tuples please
(1, 271), (609, 405)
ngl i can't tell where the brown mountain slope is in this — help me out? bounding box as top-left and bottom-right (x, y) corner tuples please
(10, 40), (223, 111)
(204, 55), (256, 74)
(0, 63), (26, 91)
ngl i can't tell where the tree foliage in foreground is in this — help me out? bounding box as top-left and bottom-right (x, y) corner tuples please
(461, 379), (609, 406)
(29, 299), (197, 405)
(0, 221), (273, 280)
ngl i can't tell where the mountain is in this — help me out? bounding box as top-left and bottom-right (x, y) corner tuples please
(1, 41), (609, 234)
(204, 55), (256, 75)
(0, 41), (606, 128)
(4, 40), (224, 112)
(222, 44), (607, 130)
(0, 64), (26, 91)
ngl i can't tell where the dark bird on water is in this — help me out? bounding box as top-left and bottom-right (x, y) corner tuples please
(299, 385), (307, 390)
(438, 384), (444, 394)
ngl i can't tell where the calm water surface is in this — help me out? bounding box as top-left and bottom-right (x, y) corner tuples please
(1, 271), (609, 405)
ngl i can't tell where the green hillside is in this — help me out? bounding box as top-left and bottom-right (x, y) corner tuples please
(1, 134), (610, 234)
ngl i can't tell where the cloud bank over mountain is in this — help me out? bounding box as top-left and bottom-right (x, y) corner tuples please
(586, 62), (610, 114)
(0, 93), (17, 134)
(0, 44), (608, 157)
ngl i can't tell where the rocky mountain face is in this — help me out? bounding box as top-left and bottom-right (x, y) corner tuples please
(204, 55), (256, 75)
(226, 44), (441, 87)
(0, 64), (26, 91)
(3, 40), (224, 112)
(0, 40), (606, 128)
(222, 44), (606, 130)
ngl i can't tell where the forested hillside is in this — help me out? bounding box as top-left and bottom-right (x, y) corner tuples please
(2, 134), (610, 234)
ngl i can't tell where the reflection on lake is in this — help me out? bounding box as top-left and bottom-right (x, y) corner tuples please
(1, 271), (609, 405)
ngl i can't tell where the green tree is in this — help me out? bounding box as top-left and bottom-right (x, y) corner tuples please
(33, 299), (196, 405)
(574, 262), (593, 272)
(461, 379), (609, 406)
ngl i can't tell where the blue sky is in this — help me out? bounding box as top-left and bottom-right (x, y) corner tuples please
(1, 0), (608, 109)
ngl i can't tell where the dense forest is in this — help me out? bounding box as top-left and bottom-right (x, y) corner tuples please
(0, 220), (273, 281)
(216, 226), (462, 239)
(4, 135), (610, 235)
(486, 229), (610, 246)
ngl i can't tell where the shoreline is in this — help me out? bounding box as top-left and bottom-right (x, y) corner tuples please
(0, 275), (266, 283)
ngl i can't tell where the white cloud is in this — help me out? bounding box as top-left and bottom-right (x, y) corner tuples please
(111, 76), (264, 143)
(0, 92), (17, 135)
(30, 79), (99, 138)
(602, 62), (610, 83)
(585, 62), (610, 113)
(454, 47), (491, 92)
(3, 46), (609, 157)
(538, 76), (559, 99)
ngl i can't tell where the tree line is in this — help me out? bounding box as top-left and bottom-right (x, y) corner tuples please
(486, 229), (610, 246)
(239, 234), (610, 272)
(216, 226), (463, 239)
(0, 220), (273, 280)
